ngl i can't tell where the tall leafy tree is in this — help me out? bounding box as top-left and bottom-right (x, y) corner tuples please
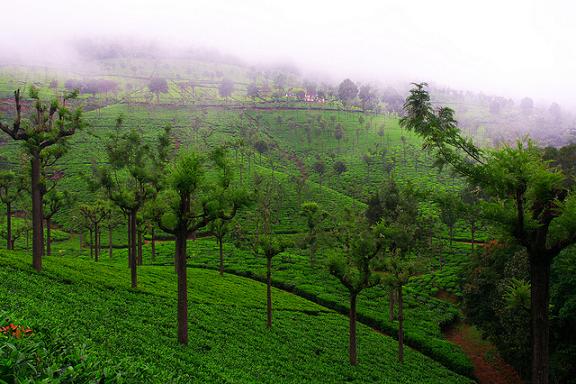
(155, 148), (247, 344)
(401, 83), (576, 384)
(338, 79), (358, 105)
(0, 87), (83, 271)
(250, 174), (285, 327)
(254, 234), (287, 328)
(96, 117), (162, 287)
(435, 191), (461, 250)
(300, 201), (327, 267)
(377, 182), (427, 363)
(328, 215), (382, 365)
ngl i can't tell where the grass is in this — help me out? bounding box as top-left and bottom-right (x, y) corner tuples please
(0, 249), (472, 383)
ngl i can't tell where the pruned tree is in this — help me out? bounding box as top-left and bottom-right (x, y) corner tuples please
(250, 174), (285, 328)
(328, 215), (382, 365)
(103, 205), (123, 259)
(300, 201), (327, 267)
(219, 78), (234, 100)
(334, 123), (344, 147)
(155, 148), (248, 344)
(148, 78), (168, 103)
(253, 140), (269, 164)
(312, 160), (326, 188)
(79, 200), (109, 262)
(256, 235), (287, 328)
(43, 189), (74, 256)
(96, 117), (164, 287)
(435, 191), (461, 250)
(0, 170), (24, 250)
(0, 87), (83, 271)
(376, 182), (426, 363)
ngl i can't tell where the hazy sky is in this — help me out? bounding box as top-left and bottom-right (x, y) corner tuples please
(1, 0), (575, 106)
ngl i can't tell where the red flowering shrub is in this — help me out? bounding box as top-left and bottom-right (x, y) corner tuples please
(0, 322), (32, 339)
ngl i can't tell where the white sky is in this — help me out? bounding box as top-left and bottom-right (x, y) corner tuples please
(1, 0), (575, 106)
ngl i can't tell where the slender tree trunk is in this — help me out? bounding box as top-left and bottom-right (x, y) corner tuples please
(89, 228), (93, 259)
(349, 293), (358, 365)
(471, 223), (476, 254)
(151, 227), (156, 261)
(398, 285), (404, 363)
(45, 218), (51, 256)
(266, 255), (272, 328)
(127, 217), (131, 268)
(219, 236), (224, 276)
(6, 202), (11, 250)
(129, 211), (137, 288)
(137, 229), (143, 266)
(79, 231), (83, 251)
(176, 228), (189, 344)
(108, 226), (113, 259)
(530, 253), (551, 384)
(389, 290), (396, 321)
(31, 155), (43, 271)
(94, 223), (99, 262)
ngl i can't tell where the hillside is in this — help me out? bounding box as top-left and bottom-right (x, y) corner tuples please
(0, 250), (472, 383)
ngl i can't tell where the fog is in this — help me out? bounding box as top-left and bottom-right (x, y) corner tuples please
(1, 0), (575, 107)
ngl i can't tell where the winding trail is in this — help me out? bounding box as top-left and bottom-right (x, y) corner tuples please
(444, 323), (523, 384)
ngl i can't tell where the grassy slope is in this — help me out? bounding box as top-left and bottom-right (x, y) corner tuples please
(0, 250), (471, 384)
(0, 103), (474, 376)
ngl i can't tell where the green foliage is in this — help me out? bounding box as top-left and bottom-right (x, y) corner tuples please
(503, 278), (530, 311)
(328, 216), (382, 294)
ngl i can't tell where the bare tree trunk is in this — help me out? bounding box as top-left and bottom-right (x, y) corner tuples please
(108, 226), (113, 259)
(266, 255), (272, 328)
(530, 254), (551, 384)
(6, 202), (11, 250)
(127, 217), (131, 268)
(89, 228), (93, 259)
(349, 293), (358, 366)
(94, 223), (99, 262)
(31, 155), (43, 271)
(176, 230), (188, 344)
(389, 290), (396, 321)
(129, 211), (137, 288)
(79, 232), (83, 251)
(398, 285), (404, 363)
(137, 229), (143, 266)
(151, 227), (156, 261)
(45, 218), (51, 256)
(219, 236), (224, 276)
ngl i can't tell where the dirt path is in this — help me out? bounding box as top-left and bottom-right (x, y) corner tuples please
(444, 323), (523, 384)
